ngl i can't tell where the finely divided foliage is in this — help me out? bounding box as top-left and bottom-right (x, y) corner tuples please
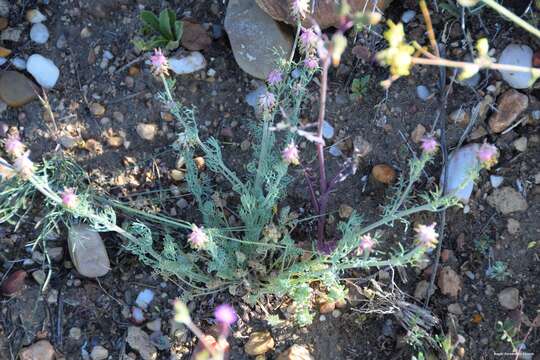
(0, 3), (511, 327)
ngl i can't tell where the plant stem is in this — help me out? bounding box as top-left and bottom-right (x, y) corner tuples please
(316, 57), (331, 245)
(289, 20), (301, 64)
(412, 56), (538, 74)
(481, 0), (540, 39)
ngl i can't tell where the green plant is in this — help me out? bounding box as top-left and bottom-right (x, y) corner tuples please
(134, 9), (183, 51)
(486, 261), (510, 281)
(350, 75), (370, 99)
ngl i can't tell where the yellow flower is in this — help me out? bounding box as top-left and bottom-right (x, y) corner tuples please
(383, 21), (405, 48)
(476, 38), (489, 57)
(377, 43), (415, 76)
(458, 63), (480, 81)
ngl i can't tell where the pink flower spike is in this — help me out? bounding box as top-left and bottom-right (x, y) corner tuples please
(4, 134), (25, 158)
(13, 151), (34, 179)
(188, 224), (208, 249)
(267, 70), (283, 86)
(420, 136), (438, 154)
(414, 223), (439, 249)
(476, 142), (498, 169)
(258, 91), (276, 111)
(214, 304), (237, 326)
(300, 27), (318, 50)
(304, 57), (318, 69)
(357, 234), (375, 255)
(150, 48), (169, 76)
(291, 0), (310, 19)
(61, 188), (78, 209)
(282, 142), (300, 165)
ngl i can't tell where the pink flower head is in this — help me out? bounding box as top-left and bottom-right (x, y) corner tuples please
(420, 136), (438, 154)
(214, 304), (237, 326)
(267, 70), (283, 86)
(13, 151), (34, 179)
(281, 142), (300, 165)
(258, 91), (276, 111)
(476, 142), (498, 169)
(4, 134), (25, 158)
(150, 48), (169, 76)
(61, 188), (78, 209)
(188, 224), (208, 249)
(300, 27), (318, 51)
(304, 56), (319, 69)
(291, 0), (310, 19)
(414, 223), (439, 249)
(357, 234), (375, 255)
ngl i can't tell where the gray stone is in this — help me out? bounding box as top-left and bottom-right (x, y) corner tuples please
(0, 71), (37, 107)
(499, 44), (534, 89)
(401, 10), (416, 23)
(487, 187), (528, 214)
(0, 0), (9, 17)
(168, 52), (206, 75)
(498, 287), (519, 310)
(416, 85), (431, 101)
(30, 23), (49, 44)
(224, 0), (293, 79)
(443, 144), (480, 203)
(68, 224), (110, 278)
(127, 326), (157, 360)
(20, 340), (55, 360)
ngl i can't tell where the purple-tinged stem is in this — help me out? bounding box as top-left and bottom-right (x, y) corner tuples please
(316, 56), (331, 245)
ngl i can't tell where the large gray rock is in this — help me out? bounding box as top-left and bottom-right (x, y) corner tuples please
(68, 224), (110, 278)
(255, 0), (394, 29)
(225, 0), (293, 79)
(0, 71), (37, 107)
(498, 44), (534, 89)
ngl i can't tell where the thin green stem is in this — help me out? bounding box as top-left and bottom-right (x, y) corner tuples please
(481, 0), (540, 38)
(289, 20), (301, 64)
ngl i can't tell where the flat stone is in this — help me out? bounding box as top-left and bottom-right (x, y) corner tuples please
(127, 326), (157, 360)
(498, 287), (519, 310)
(244, 330), (275, 356)
(499, 44), (534, 89)
(68, 224), (110, 278)
(487, 187), (528, 214)
(437, 266), (462, 298)
(20, 340), (55, 360)
(255, 0), (393, 29)
(0, 71), (37, 107)
(30, 23), (49, 44)
(488, 90), (529, 133)
(168, 52), (206, 75)
(225, 0), (293, 79)
(277, 344), (314, 360)
(443, 144), (480, 203)
(26, 54), (60, 89)
(181, 21), (212, 51)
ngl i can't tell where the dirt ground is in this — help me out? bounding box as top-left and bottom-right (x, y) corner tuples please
(0, 0), (539, 359)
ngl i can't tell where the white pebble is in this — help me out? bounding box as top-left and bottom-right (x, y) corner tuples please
(30, 23), (49, 44)
(416, 85), (431, 101)
(169, 52), (206, 75)
(0, 57), (6, 66)
(135, 288), (154, 310)
(26, 9), (47, 23)
(401, 10), (416, 24)
(329, 144), (342, 157)
(490, 175), (504, 188)
(322, 120), (334, 139)
(11, 57), (26, 70)
(27, 54), (60, 88)
(499, 44), (534, 89)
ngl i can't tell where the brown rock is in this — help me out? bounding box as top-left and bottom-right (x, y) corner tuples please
(0, 17), (8, 31)
(410, 124), (426, 143)
(319, 301), (336, 314)
(338, 204), (353, 219)
(128, 66), (140, 77)
(136, 123), (157, 141)
(1, 269), (27, 296)
(0, 71), (37, 107)
(488, 90), (529, 133)
(244, 331), (275, 356)
(414, 280), (435, 300)
(0, 46), (11, 57)
(449, 108), (470, 127)
(181, 21), (212, 51)
(437, 266), (462, 298)
(89, 102), (106, 116)
(126, 326), (157, 360)
(255, 0), (393, 29)
(19, 340), (55, 360)
(371, 164), (396, 184)
(277, 344), (314, 360)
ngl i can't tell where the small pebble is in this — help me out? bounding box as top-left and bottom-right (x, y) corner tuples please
(401, 10), (416, 23)
(490, 175), (504, 188)
(416, 85), (431, 101)
(30, 23), (49, 44)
